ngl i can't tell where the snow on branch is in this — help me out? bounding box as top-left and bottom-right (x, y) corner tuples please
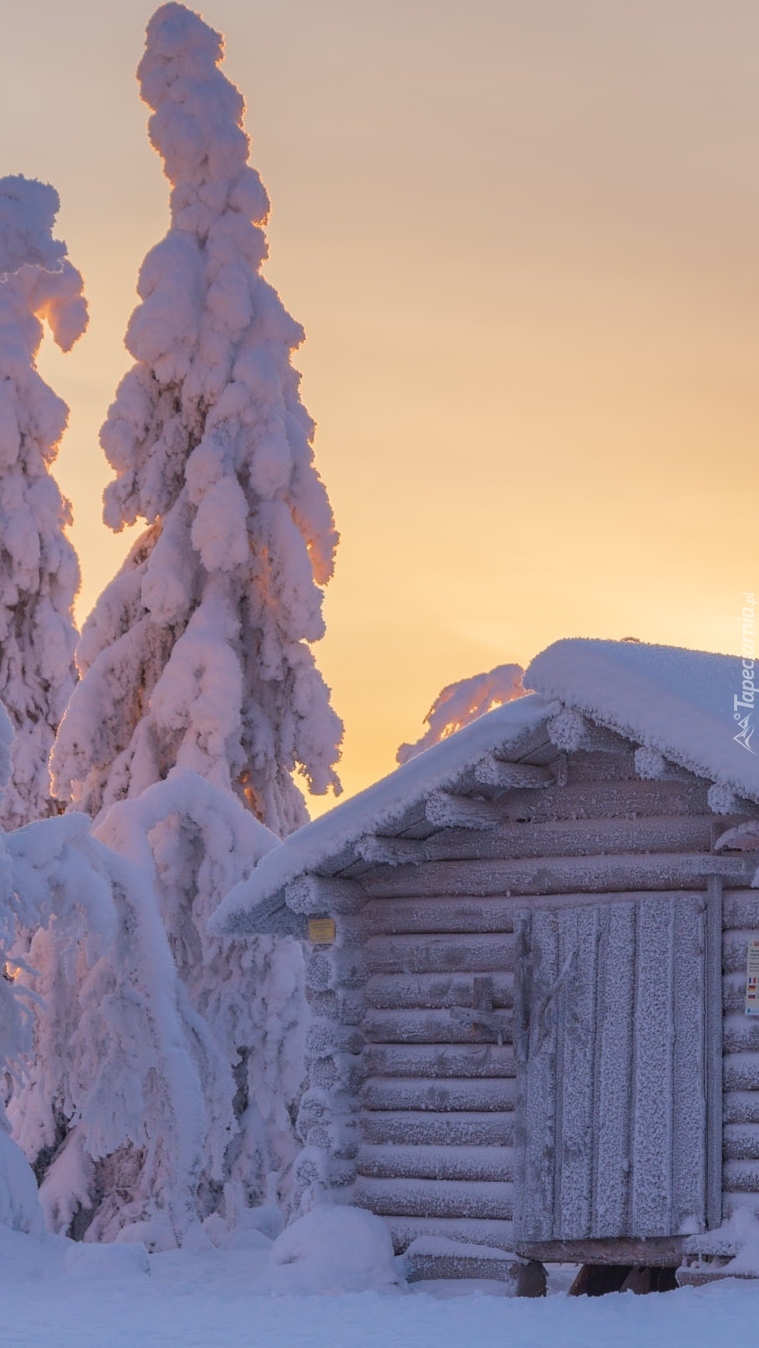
(397, 663), (526, 765)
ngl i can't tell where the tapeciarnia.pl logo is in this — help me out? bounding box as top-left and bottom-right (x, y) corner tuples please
(735, 591), (756, 753)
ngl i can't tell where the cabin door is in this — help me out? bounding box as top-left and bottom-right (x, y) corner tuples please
(513, 894), (720, 1244)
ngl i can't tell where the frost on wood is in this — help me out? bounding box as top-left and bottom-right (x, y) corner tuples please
(397, 664), (525, 765)
(0, 176), (86, 829)
(515, 897), (709, 1243)
(51, 3), (342, 835)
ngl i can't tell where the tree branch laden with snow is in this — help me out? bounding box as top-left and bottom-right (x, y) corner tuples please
(397, 663), (526, 764)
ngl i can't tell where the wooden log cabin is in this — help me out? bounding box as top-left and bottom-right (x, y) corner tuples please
(214, 638), (759, 1290)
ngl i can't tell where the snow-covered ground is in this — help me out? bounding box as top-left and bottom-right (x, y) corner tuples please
(2, 1227), (759, 1348)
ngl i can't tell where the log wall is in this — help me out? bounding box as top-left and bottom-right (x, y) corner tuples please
(296, 748), (759, 1253)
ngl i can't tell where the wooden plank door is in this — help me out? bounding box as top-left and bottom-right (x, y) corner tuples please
(513, 894), (718, 1243)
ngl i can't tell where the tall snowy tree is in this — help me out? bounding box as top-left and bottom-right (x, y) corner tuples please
(0, 176), (86, 830)
(52, 2), (342, 836)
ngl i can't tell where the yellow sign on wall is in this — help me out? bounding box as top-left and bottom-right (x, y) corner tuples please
(308, 917), (336, 945)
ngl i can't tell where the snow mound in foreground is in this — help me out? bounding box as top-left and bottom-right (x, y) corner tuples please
(262, 1205), (401, 1294)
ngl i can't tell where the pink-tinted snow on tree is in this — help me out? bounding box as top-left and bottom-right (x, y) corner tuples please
(397, 663), (526, 764)
(0, 176), (86, 829)
(52, 4), (342, 835)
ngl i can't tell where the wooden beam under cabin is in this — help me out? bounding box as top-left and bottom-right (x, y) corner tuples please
(515, 1236), (685, 1267)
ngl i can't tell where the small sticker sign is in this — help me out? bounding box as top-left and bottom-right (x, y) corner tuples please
(308, 917), (336, 945)
(746, 941), (759, 1016)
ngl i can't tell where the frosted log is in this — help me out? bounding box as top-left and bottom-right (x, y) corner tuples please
(425, 792), (502, 831)
(723, 1160), (759, 1193)
(362, 886), (717, 937)
(304, 1117), (361, 1159)
(305, 947), (366, 992)
(724, 1125), (759, 1162)
(357, 1144), (514, 1183)
(362, 1007), (514, 1045)
(723, 894), (759, 930)
(365, 933), (514, 976)
(296, 1088), (357, 1133)
(306, 988), (366, 1025)
(384, 1215), (515, 1253)
(357, 816), (722, 870)
(473, 757), (553, 789)
(724, 1093), (759, 1126)
(286, 875), (367, 915)
(362, 853), (753, 900)
(306, 1021), (365, 1058)
(364, 971), (513, 1011)
(547, 710), (628, 754)
(293, 1147), (355, 1192)
(500, 779), (710, 823)
(354, 1175), (513, 1220)
(356, 835), (424, 867)
(724, 1013), (759, 1054)
(724, 1054), (759, 1091)
(309, 1052), (366, 1093)
(359, 1110), (514, 1147)
(361, 895), (518, 936)
(363, 1043), (515, 1079)
(361, 1077), (515, 1112)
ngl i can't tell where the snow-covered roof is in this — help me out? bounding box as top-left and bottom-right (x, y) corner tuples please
(213, 692), (557, 932)
(215, 637), (756, 934)
(527, 638), (757, 798)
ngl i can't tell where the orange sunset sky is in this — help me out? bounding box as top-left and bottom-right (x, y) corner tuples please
(1, 0), (758, 814)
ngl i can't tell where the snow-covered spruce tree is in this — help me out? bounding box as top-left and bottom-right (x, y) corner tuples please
(397, 663), (526, 764)
(51, 3), (342, 836)
(0, 176), (86, 830)
(8, 797), (246, 1250)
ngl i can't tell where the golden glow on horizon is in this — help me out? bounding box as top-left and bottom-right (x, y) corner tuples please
(2, 1), (757, 819)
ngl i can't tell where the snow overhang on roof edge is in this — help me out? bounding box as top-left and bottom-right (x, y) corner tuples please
(527, 638), (759, 804)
